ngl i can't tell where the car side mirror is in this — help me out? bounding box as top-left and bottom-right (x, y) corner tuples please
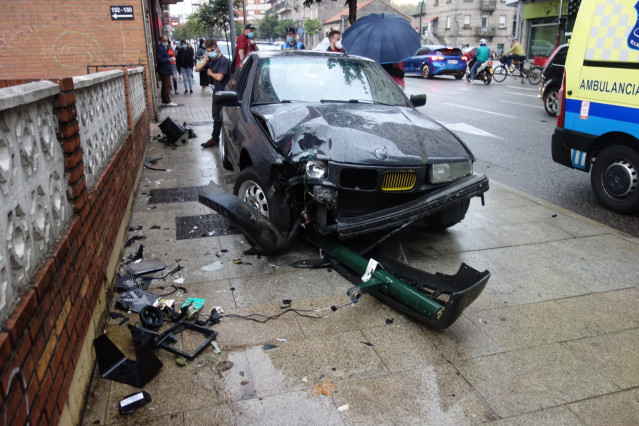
(214, 91), (239, 107)
(410, 94), (427, 107)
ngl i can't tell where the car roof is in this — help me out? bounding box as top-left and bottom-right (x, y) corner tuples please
(248, 49), (375, 62)
(422, 45), (459, 50)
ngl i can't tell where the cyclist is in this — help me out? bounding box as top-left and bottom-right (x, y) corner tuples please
(467, 39), (491, 85)
(503, 38), (526, 83)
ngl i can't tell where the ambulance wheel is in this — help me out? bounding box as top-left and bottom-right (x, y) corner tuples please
(591, 145), (639, 214)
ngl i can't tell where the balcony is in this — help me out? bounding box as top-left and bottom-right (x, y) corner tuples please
(475, 27), (496, 37)
(481, 1), (497, 12)
(273, 1), (291, 12)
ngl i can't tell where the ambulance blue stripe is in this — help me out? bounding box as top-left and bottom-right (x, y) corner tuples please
(565, 99), (639, 138)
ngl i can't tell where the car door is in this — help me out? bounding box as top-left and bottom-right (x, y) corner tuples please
(405, 48), (430, 73)
(223, 57), (254, 169)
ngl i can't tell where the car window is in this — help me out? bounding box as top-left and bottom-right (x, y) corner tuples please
(233, 57), (254, 96)
(250, 56), (410, 107)
(435, 48), (462, 57)
(416, 48), (430, 56)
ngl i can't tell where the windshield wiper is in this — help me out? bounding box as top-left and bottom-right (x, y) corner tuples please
(320, 99), (394, 106)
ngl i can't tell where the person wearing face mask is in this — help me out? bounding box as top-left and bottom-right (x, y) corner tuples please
(195, 39), (232, 148)
(234, 24), (258, 70)
(177, 39), (195, 94)
(195, 38), (210, 92)
(156, 35), (177, 106)
(326, 30), (345, 53)
(281, 27), (304, 50)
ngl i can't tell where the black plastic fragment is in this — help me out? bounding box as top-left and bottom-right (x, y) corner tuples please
(140, 305), (164, 329)
(128, 321), (218, 360)
(263, 344), (278, 350)
(386, 318), (394, 325)
(93, 334), (163, 388)
(119, 391), (152, 415)
(116, 289), (159, 313)
(360, 341), (374, 347)
(125, 235), (145, 248)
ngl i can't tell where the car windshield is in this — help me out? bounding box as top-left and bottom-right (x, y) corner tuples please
(435, 48), (462, 57)
(251, 56), (411, 107)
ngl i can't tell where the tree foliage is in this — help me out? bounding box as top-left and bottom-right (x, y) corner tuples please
(258, 10), (279, 40)
(275, 19), (297, 39)
(304, 18), (322, 36)
(171, 14), (205, 41)
(196, 0), (243, 37)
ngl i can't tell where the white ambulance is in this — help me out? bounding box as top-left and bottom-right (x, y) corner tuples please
(551, 0), (639, 214)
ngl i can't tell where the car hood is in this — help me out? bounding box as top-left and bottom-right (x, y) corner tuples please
(250, 103), (471, 166)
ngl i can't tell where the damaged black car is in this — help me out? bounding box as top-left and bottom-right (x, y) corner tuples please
(214, 51), (488, 245)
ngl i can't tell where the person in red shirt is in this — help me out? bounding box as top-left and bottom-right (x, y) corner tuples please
(234, 24), (258, 70)
(326, 30), (345, 53)
(381, 62), (405, 90)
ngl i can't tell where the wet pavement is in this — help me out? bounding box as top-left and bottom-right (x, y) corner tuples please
(82, 81), (639, 425)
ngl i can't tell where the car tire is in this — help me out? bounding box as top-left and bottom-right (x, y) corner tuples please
(543, 87), (558, 117)
(426, 199), (470, 231)
(455, 74), (464, 80)
(590, 145), (639, 214)
(219, 131), (233, 171)
(421, 65), (431, 79)
(234, 166), (292, 233)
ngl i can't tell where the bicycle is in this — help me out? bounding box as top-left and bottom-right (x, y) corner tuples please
(492, 57), (542, 85)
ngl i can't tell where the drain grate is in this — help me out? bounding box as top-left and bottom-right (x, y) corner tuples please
(175, 213), (240, 240)
(148, 186), (204, 204)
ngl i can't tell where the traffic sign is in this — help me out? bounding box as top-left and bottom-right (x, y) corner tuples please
(110, 5), (134, 20)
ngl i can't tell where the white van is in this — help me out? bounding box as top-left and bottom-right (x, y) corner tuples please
(551, 0), (639, 214)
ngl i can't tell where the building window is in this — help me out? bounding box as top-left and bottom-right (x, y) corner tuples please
(497, 43), (504, 56)
(512, 15), (517, 37)
(463, 15), (471, 29)
(499, 15), (506, 28)
(434, 0), (438, 6)
(446, 16), (451, 29)
(481, 15), (488, 28)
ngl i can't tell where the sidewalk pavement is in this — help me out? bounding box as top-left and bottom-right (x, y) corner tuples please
(81, 88), (639, 425)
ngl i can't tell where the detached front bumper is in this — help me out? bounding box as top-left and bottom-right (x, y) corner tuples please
(318, 173), (489, 238)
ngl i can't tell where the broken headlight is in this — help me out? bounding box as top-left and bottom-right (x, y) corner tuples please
(306, 161), (327, 179)
(429, 161), (472, 184)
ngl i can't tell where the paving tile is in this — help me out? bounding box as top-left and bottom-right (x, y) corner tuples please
(105, 412), (185, 426)
(80, 368), (111, 426)
(360, 321), (446, 372)
(230, 268), (345, 308)
(333, 364), (498, 425)
(456, 343), (619, 418)
(567, 388), (639, 426)
(487, 405), (583, 425)
(562, 328), (639, 389)
(243, 330), (388, 396)
(183, 404), (236, 426)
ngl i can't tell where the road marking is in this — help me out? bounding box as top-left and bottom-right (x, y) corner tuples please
(444, 103), (514, 118)
(500, 100), (544, 109)
(439, 122), (503, 139)
(505, 91), (539, 98)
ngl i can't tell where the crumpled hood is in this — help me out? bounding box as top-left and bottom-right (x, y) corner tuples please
(251, 103), (471, 166)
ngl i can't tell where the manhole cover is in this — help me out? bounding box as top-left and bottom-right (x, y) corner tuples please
(148, 186), (204, 204)
(175, 213), (240, 240)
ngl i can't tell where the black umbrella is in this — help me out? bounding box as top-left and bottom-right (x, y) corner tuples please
(342, 13), (421, 64)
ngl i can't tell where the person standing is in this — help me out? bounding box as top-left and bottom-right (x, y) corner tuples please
(195, 39), (209, 92)
(156, 35), (177, 107)
(168, 42), (179, 94)
(381, 62), (405, 90)
(196, 39), (232, 148)
(281, 27), (304, 50)
(234, 24), (258, 70)
(467, 39), (490, 84)
(177, 40), (195, 94)
(326, 30), (345, 53)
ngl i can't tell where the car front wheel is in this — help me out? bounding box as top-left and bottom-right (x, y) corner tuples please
(422, 65), (430, 79)
(591, 145), (639, 214)
(233, 166), (292, 233)
(543, 87), (558, 116)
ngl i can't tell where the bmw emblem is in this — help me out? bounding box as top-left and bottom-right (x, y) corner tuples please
(374, 148), (388, 160)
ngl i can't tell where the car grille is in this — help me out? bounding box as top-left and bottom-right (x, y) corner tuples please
(381, 170), (417, 191)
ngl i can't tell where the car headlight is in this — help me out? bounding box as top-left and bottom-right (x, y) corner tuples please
(429, 161), (472, 184)
(306, 161), (327, 179)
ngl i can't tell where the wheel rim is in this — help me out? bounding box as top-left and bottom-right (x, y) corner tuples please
(422, 65), (430, 78)
(237, 180), (270, 218)
(545, 91), (558, 114)
(602, 160), (637, 198)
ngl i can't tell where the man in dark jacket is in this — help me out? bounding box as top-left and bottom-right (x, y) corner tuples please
(177, 40), (195, 94)
(156, 35), (177, 106)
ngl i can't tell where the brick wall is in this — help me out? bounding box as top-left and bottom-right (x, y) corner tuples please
(0, 0), (158, 117)
(0, 77), (149, 425)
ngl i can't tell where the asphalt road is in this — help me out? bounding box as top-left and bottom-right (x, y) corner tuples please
(404, 74), (639, 238)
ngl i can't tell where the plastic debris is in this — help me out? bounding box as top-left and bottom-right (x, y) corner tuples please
(211, 341), (222, 354)
(205, 355), (218, 363)
(119, 391), (152, 415)
(116, 289), (160, 313)
(182, 298), (205, 320)
(386, 318), (394, 325)
(312, 381), (336, 397)
(233, 259), (252, 265)
(175, 357), (187, 366)
(360, 341), (374, 347)
(338, 404), (349, 412)
(126, 259), (167, 276)
(263, 344), (278, 351)
(173, 277), (185, 284)
(201, 261), (224, 272)
(94, 334), (163, 387)
(276, 338), (287, 343)
(302, 377), (308, 382)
